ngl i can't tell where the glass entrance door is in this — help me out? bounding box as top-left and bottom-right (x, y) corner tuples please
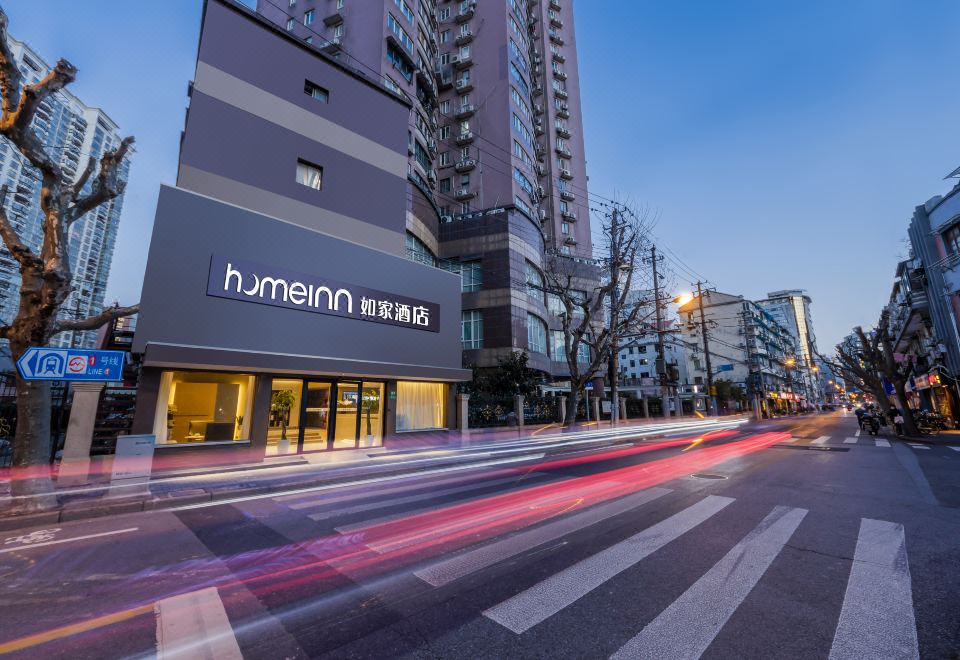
(332, 382), (360, 449)
(300, 381), (332, 453)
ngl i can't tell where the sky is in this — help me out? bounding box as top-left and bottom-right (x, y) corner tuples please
(4, 1), (960, 350)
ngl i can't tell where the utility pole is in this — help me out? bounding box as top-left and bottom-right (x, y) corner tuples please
(696, 281), (716, 415)
(608, 206), (621, 425)
(650, 245), (670, 417)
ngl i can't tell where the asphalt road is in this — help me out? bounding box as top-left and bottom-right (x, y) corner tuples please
(1, 411), (958, 659)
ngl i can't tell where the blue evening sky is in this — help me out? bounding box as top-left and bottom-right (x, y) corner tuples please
(5, 1), (960, 349)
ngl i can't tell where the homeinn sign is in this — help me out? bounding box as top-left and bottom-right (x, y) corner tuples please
(130, 0), (468, 465)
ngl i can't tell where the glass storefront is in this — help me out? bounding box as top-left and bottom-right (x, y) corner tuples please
(396, 381), (447, 431)
(158, 371), (255, 444)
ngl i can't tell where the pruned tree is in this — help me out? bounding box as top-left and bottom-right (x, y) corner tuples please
(545, 203), (654, 426)
(0, 8), (138, 510)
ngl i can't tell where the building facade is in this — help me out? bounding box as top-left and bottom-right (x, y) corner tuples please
(757, 289), (820, 406)
(0, 36), (129, 349)
(679, 291), (804, 415)
(131, 0), (469, 465)
(256, 0), (592, 378)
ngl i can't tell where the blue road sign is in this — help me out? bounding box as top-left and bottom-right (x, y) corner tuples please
(16, 347), (126, 382)
(716, 364), (734, 372)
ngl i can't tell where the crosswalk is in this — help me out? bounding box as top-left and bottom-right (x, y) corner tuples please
(777, 435), (960, 451)
(409, 489), (922, 659)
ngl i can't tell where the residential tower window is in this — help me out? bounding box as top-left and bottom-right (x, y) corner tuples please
(295, 159), (322, 190)
(405, 231), (436, 267)
(462, 309), (483, 348)
(525, 260), (545, 301)
(527, 313), (547, 354)
(304, 9), (315, 25)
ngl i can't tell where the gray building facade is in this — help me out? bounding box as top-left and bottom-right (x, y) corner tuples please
(132, 0), (468, 463)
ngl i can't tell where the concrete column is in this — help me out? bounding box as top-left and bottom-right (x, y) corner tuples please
(248, 375), (272, 461)
(514, 394), (525, 428)
(456, 393), (470, 431)
(131, 367), (162, 435)
(641, 396), (649, 418)
(591, 397), (600, 423)
(675, 394), (684, 418)
(557, 395), (567, 423)
(619, 397), (627, 421)
(58, 382), (105, 486)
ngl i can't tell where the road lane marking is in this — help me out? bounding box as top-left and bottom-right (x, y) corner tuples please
(326, 476), (532, 530)
(908, 444), (929, 450)
(610, 505), (808, 660)
(950, 446), (960, 452)
(0, 527), (138, 554)
(0, 603), (155, 654)
(828, 519), (918, 660)
(812, 436), (830, 445)
(843, 437), (858, 444)
(875, 439), (891, 448)
(156, 587), (242, 659)
(855, 429), (861, 437)
(483, 495), (735, 634)
(415, 488), (672, 587)
(781, 437), (799, 444)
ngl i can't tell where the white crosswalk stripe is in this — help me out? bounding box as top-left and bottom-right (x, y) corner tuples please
(483, 495), (735, 634)
(828, 519), (918, 660)
(812, 436), (830, 445)
(908, 444), (930, 450)
(949, 446), (960, 452)
(844, 437), (858, 444)
(875, 439), (891, 448)
(415, 487), (672, 587)
(782, 436), (799, 444)
(855, 429), (861, 437)
(609, 506), (807, 660)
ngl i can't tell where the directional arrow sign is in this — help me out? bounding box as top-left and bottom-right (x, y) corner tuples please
(16, 347), (126, 382)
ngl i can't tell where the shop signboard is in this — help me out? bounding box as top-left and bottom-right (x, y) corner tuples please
(207, 255), (440, 333)
(16, 347), (126, 382)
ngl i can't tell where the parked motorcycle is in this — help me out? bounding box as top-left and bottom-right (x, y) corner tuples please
(865, 414), (881, 436)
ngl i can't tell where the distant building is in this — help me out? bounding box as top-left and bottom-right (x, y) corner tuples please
(0, 36), (130, 349)
(757, 289), (820, 405)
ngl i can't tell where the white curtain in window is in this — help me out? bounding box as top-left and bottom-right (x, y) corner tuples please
(396, 382), (446, 431)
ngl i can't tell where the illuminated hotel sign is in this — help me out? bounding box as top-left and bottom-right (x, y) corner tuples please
(206, 255), (440, 332)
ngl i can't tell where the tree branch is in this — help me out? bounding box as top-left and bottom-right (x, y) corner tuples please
(55, 303), (138, 333)
(0, 184), (41, 269)
(67, 136), (134, 224)
(70, 155), (96, 200)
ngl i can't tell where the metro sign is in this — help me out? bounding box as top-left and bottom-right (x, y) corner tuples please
(16, 347), (126, 382)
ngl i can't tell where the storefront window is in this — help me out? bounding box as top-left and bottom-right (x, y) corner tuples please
(157, 371), (254, 444)
(396, 381), (447, 431)
(267, 378), (303, 456)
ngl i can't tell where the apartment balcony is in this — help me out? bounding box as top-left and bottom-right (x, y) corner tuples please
(456, 1), (476, 22)
(549, 0), (561, 9)
(554, 87), (569, 100)
(455, 187), (475, 201)
(437, 71), (454, 89)
(535, 163), (547, 177)
(564, 236), (577, 245)
(556, 105), (570, 119)
(553, 68), (567, 80)
(560, 190), (575, 201)
(323, 11), (344, 26)
(454, 103), (475, 119)
(456, 130), (474, 145)
(534, 121), (545, 136)
(549, 30), (564, 45)
(561, 210), (577, 221)
(559, 168), (573, 180)
(534, 143), (546, 162)
(555, 145), (572, 158)
(551, 48), (565, 63)
(320, 36), (343, 53)
(455, 30), (473, 46)
(455, 77), (473, 93)
(941, 252), (960, 294)
(532, 83), (544, 96)
(533, 103), (544, 116)
(549, 16), (563, 29)
(455, 158), (476, 173)
(555, 125), (571, 138)
(451, 53), (473, 69)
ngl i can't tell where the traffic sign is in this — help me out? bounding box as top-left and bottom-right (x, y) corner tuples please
(16, 347), (126, 382)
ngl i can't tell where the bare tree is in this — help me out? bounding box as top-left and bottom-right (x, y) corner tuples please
(545, 204), (654, 426)
(0, 8), (138, 510)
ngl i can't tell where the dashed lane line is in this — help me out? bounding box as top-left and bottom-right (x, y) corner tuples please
(843, 438), (858, 444)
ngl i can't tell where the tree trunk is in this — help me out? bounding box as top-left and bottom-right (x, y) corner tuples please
(565, 389), (581, 426)
(893, 380), (918, 436)
(8, 376), (56, 511)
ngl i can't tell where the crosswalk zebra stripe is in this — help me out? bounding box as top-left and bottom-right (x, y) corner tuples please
(483, 495), (735, 634)
(950, 446), (960, 452)
(855, 429), (861, 437)
(828, 519), (918, 660)
(414, 487), (672, 587)
(875, 439), (891, 448)
(782, 437), (798, 444)
(843, 437), (858, 444)
(609, 505), (807, 660)
(310, 476), (525, 524)
(812, 436), (830, 445)
(908, 444), (930, 450)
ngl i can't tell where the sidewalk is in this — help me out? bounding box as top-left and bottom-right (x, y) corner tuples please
(0, 415), (749, 532)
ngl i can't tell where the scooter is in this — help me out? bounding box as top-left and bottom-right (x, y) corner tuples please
(865, 414), (880, 436)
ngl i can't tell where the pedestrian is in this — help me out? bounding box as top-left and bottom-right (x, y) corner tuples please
(894, 412), (904, 435)
(887, 404), (899, 426)
(855, 406), (865, 430)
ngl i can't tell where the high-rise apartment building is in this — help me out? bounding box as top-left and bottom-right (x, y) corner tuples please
(757, 289), (820, 404)
(257, 0), (591, 378)
(0, 36), (130, 349)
